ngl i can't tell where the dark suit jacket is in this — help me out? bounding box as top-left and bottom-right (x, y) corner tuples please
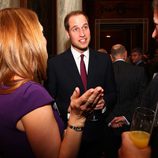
(104, 60), (148, 158)
(141, 74), (158, 158)
(141, 73), (158, 110)
(106, 60), (148, 124)
(45, 48), (116, 141)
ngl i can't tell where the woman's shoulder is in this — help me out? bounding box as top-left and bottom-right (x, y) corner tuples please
(18, 81), (53, 103)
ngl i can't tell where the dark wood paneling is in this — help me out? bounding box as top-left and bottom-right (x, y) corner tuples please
(20, 0), (56, 57)
(83, 0), (154, 55)
(95, 19), (148, 54)
(84, 0), (151, 18)
(20, 0), (27, 7)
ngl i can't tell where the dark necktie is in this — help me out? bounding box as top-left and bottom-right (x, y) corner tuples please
(80, 54), (87, 90)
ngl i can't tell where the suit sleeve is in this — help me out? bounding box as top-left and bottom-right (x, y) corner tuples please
(141, 74), (158, 111)
(104, 55), (117, 115)
(123, 67), (148, 121)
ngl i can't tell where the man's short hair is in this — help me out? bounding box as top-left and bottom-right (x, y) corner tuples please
(111, 44), (126, 58)
(64, 10), (88, 31)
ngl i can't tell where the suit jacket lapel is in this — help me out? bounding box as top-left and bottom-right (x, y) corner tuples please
(87, 49), (96, 88)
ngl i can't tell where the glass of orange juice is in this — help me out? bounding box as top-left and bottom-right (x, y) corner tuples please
(129, 107), (155, 148)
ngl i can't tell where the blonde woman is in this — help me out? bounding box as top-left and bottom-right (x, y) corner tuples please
(0, 8), (104, 158)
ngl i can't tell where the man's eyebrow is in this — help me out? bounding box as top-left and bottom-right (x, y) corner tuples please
(71, 25), (78, 29)
(70, 23), (89, 29)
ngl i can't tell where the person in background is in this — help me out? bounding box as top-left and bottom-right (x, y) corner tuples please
(130, 47), (151, 82)
(104, 44), (147, 158)
(97, 48), (108, 54)
(130, 47), (145, 66)
(119, 0), (158, 157)
(0, 8), (104, 158)
(97, 48), (113, 61)
(45, 10), (116, 158)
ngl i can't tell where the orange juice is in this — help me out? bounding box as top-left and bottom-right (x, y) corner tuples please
(129, 131), (150, 148)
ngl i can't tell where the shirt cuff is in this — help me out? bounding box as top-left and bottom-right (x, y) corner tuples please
(102, 106), (106, 113)
(123, 116), (130, 125)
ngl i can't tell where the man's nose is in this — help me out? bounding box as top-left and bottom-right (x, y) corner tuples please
(79, 28), (85, 36)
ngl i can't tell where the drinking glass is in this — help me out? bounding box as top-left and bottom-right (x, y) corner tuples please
(129, 107), (155, 148)
(89, 110), (98, 121)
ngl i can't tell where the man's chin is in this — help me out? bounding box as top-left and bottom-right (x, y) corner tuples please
(80, 47), (88, 51)
(72, 45), (88, 52)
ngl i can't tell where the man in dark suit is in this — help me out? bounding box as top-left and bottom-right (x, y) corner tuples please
(104, 44), (148, 158)
(45, 10), (116, 158)
(130, 47), (150, 82)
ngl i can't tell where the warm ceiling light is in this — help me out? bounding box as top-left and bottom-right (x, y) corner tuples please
(106, 35), (111, 38)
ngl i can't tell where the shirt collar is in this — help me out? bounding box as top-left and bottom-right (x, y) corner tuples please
(136, 60), (143, 65)
(71, 45), (89, 60)
(113, 59), (125, 63)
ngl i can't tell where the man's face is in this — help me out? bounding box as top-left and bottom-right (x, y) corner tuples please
(130, 52), (142, 64)
(152, 11), (158, 41)
(66, 14), (91, 53)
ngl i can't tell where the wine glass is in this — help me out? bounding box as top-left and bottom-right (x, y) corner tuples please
(89, 110), (99, 121)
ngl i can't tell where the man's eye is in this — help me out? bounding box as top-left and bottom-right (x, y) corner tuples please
(84, 25), (88, 29)
(73, 28), (79, 32)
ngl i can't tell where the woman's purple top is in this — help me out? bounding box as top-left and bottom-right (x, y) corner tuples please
(0, 81), (64, 158)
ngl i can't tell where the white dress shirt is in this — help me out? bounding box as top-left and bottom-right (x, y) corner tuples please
(71, 46), (89, 74)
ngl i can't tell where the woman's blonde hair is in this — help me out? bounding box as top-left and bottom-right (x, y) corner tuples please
(0, 8), (48, 94)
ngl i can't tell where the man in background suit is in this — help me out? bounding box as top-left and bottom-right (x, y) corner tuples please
(130, 47), (150, 82)
(45, 10), (116, 158)
(104, 44), (148, 158)
(130, 47), (145, 66)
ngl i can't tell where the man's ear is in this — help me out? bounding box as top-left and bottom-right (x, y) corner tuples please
(66, 31), (70, 39)
(124, 51), (127, 60)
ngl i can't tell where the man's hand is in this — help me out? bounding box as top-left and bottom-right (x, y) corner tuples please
(109, 116), (128, 128)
